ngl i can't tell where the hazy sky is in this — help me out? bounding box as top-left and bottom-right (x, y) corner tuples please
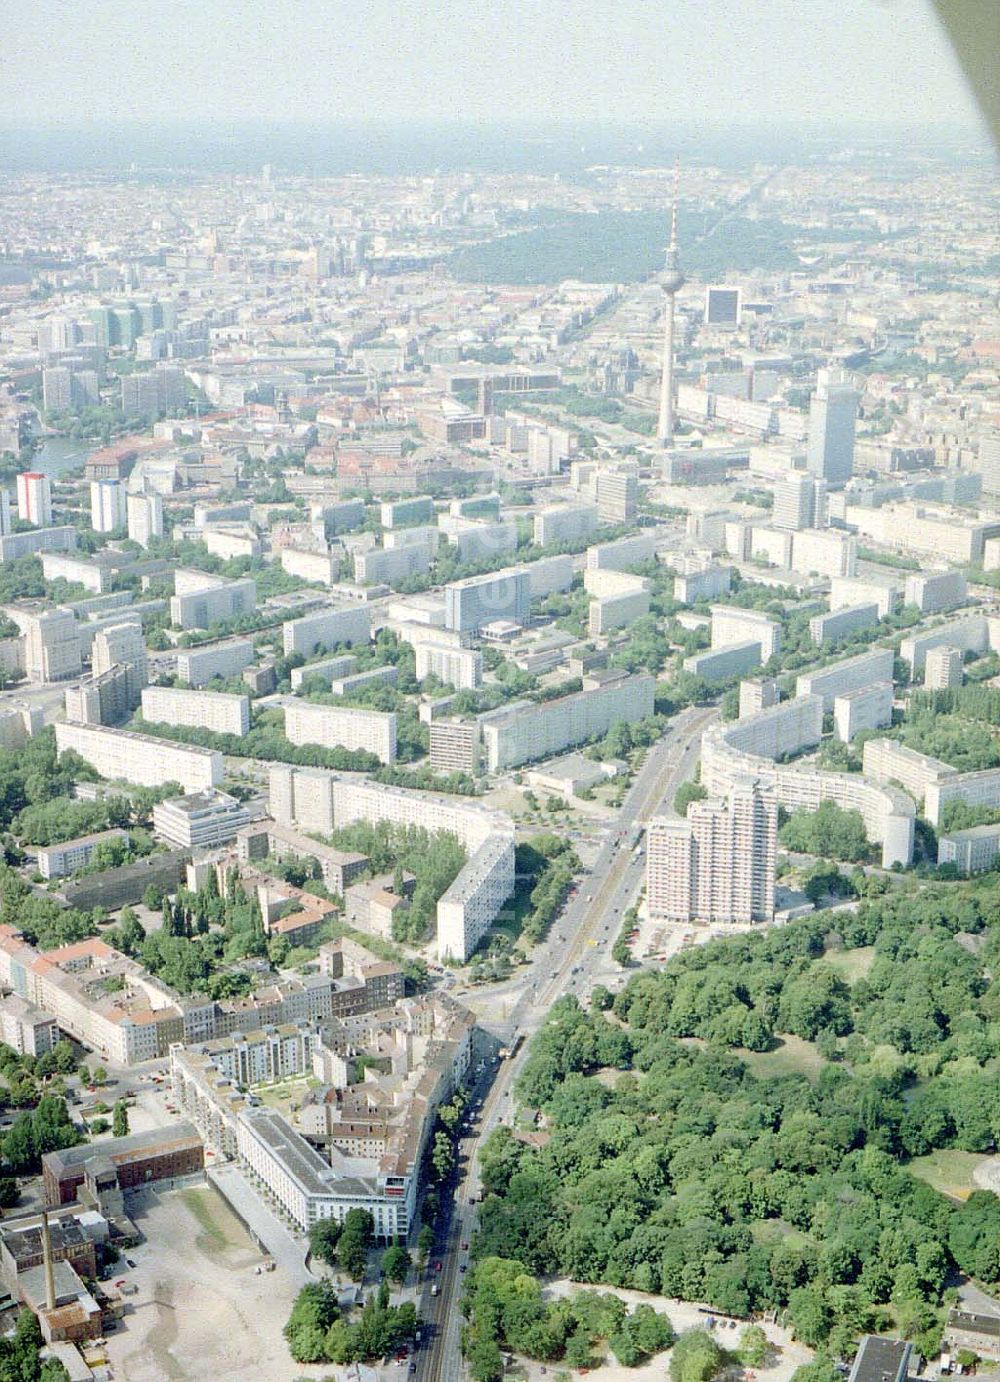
(1, 0), (984, 131)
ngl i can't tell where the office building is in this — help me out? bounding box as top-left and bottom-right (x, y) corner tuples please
(594, 468), (638, 524)
(141, 686), (250, 737)
(92, 621), (147, 710)
(647, 777), (777, 924)
(126, 492), (164, 547)
(924, 644), (964, 690)
(282, 606), (371, 657)
(23, 610), (82, 683)
(282, 700), (397, 764)
(806, 367), (859, 484)
(16, 473), (52, 527)
(54, 721), (223, 792)
(89, 480), (126, 534)
(444, 569), (530, 634)
(772, 472), (826, 531)
(704, 286), (741, 327)
(152, 791), (254, 850)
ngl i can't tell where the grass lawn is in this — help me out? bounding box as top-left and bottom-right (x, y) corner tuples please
(906, 1149), (987, 1201)
(736, 1034), (828, 1083)
(179, 1188), (236, 1252)
(823, 946), (876, 981)
(257, 1079), (311, 1113)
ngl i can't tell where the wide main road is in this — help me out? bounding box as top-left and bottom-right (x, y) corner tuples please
(418, 705), (718, 1382)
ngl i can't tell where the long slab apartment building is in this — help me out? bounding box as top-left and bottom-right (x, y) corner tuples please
(54, 721), (223, 793)
(269, 765), (515, 961)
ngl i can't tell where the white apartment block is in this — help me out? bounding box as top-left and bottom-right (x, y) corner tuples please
(176, 638), (255, 687)
(701, 707), (914, 868)
(900, 615), (998, 676)
(861, 738), (953, 807)
(92, 621), (148, 709)
(524, 554), (574, 599)
(674, 564), (733, 604)
(354, 543), (432, 586)
(711, 606), (782, 661)
(584, 569), (651, 636)
(290, 654), (357, 691)
(36, 828), (129, 880)
(790, 528), (857, 579)
(441, 519), (518, 565)
(795, 647), (895, 711)
(90, 480), (126, 534)
(684, 640), (762, 683)
(282, 700), (397, 764)
(170, 574), (257, 631)
(904, 570), (968, 614)
(23, 609), (82, 682)
(16, 473), (51, 527)
(282, 606), (371, 657)
(647, 777), (777, 924)
(739, 678), (780, 719)
(0, 527), (78, 563)
(927, 769), (1000, 829)
(585, 532), (657, 572)
(269, 766), (516, 962)
(938, 825), (1000, 874)
(280, 546), (341, 587)
(808, 602), (879, 647)
(829, 575), (900, 618)
(0, 996), (57, 1058)
(54, 721), (223, 792)
(532, 502), (600, 547)
(481, 672), (655, 771)
(833, 682), (893, 743)
(414, 642), (483, 690)
(126, 492), (164, 547)
(924, 644), (964, 690)
(141, 685), (250, 737)
(37, 550), (99, 593)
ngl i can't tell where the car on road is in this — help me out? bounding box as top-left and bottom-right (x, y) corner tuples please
(433, 1261), (442, 1272)
(460, 1264), (467, 1272)
(461, 1242), (469, 1250)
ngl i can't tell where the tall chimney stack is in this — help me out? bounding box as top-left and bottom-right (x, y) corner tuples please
(40, 1210), (56, 1312)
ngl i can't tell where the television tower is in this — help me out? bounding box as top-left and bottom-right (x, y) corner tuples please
(656, 163), (685, 447)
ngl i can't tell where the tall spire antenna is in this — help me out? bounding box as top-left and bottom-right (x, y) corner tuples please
(657, 158), (685, 448)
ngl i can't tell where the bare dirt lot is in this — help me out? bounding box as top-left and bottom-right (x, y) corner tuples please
(104, 1183), (328, 1382)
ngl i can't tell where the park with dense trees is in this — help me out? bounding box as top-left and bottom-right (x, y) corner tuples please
(470, 878), (1000, 1366)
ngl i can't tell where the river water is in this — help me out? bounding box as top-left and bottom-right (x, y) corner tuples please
(29, 436), (93, 479)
